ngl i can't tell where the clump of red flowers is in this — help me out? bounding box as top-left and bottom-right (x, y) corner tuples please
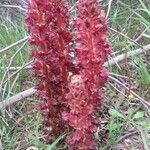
(26, 0), (110, 149)
(26, 0), (72, 137)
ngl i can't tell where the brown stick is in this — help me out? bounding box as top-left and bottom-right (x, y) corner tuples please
(104, 44), (150, 67)
(0, 36), (29, 53)
(0, 88), (36, 109)
(0, 4), (27, 12)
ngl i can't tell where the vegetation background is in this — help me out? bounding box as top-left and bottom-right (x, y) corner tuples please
(0, 0), (150, 149)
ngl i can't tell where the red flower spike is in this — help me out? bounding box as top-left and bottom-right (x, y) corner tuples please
(26, 0), (71, 138)
(64, 0), (110, 149)
(26, 0), (110, 148)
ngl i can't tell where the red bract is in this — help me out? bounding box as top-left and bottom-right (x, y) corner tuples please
(26, 0), (71, 138)
(64, 0), (110, 149)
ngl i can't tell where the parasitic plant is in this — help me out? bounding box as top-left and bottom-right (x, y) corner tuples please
(26, 0), (72, 138)
(62, 0), (110, 149)
(26, 0), (110, 149)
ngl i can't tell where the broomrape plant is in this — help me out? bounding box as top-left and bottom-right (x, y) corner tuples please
(26, 0), (110, 149)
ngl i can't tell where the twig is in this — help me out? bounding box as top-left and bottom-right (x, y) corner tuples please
(0, 36), (29, 53)
(109, 73), (129, 79)
(1, 43), (150, 71)
(0, 41), (28, 90)
(0, 66), (32, 71)
(1, 74), (150, 109)
(109, 76), (150, 111)
(108, 82), (127, 97)
(69, 5), (75, 12)
(142, 33), (150, 39)
(134, 27), (149, 42)
(106, 0), (113, 18)
(109, 27), (145, 49)
(3, 60), (34, 85)
(117, 131), (138, 143)
(104, 44), (150, 67)
(0, 4), (27, 12)
(0, 88), (36, 109)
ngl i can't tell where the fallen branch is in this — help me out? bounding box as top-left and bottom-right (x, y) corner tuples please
(135, 27), (149, 42)
(0, 36), (29, 53)
(0, 4), (27, 12)
(104, 44), (150, 67)
(1, 43), (150, 71)
(142, 33), (150, 39)
(0, 88), (36, 109)
(1, 74), (150, 110)
(0, 44), (150, 109)
(0, 65), (32, 71)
